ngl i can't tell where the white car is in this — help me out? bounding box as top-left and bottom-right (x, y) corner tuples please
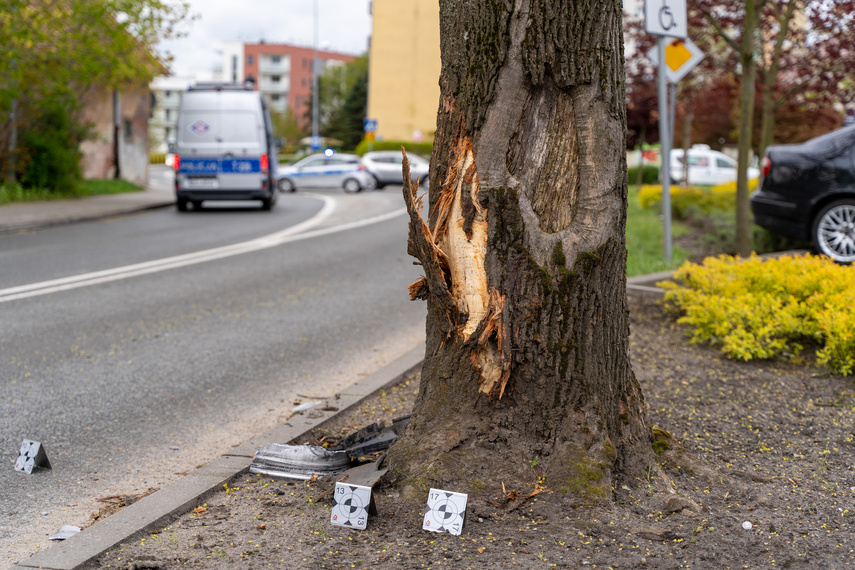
(670, 145), (760, 186)
(361, 150), (430, 188)
(277, 152), (376, 193)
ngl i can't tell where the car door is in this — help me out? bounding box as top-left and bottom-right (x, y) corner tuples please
(295, 157), (328, 188)
(714, 156), (737, 185)
(375, 155), (404, 183)
(323, 158), (350, 187)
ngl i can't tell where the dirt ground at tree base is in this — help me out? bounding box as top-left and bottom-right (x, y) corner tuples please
(85, 295), (855, 570)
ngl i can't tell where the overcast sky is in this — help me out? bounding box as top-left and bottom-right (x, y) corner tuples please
(158, 0), (373, 76)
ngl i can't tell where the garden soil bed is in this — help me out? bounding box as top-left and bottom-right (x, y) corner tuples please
(86, 295), (855, 569)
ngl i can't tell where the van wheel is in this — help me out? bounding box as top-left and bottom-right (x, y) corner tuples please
(278, 178), (296, 192)
(261, 196), (276, 211)
(191, 201), (203, 210)
(343, 178), (362, 193)
(176, 198), (189, 212)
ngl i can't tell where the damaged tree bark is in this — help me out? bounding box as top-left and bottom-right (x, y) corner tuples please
(389, 0), (653, 501)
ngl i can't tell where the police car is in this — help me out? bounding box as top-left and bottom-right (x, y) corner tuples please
(277, 152), (376, 193)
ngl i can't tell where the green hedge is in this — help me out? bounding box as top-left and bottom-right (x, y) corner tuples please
(627, 164), (660, 185)
(354, 139), (433, 158)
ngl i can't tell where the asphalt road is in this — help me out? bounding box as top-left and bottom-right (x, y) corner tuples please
(0, 187), (427, 563)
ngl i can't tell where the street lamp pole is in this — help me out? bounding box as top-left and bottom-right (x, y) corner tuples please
(311, 0), (320, 147)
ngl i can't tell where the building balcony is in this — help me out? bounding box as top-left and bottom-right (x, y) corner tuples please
(259, 79), (289, 93)
(259, 57), (291, 74)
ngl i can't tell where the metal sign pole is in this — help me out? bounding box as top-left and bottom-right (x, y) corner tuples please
(657, 35), (673, 265)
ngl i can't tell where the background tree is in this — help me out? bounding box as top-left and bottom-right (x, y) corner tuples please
(388, 0), (653, 499)
(323, 58), (368, 149)
(0, 0), (192, 188)
(304, 54), (368, 149)
(271, 107), (307, 154)
(624, 0), (855, 256)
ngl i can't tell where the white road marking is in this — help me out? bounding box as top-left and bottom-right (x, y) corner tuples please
(0, 195), (407, 304)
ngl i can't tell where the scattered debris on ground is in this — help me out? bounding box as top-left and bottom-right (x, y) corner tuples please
(86, 299), (855, 568)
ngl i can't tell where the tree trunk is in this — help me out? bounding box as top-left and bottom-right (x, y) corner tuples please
(389, 0), (652, 502)
(735, 0), (758, 257)
(758, 1), (798, 162)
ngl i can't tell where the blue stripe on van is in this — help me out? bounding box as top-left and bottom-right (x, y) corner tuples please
(180, 158), (262, 174)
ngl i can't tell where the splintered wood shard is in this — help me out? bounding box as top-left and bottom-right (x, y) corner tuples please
(402, 141), (510, 398)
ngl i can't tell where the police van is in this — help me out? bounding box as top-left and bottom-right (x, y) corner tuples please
(173, 83), (279, 211)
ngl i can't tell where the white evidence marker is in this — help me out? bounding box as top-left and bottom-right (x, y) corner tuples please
(15, 440), (51, 474)
(330, 482), (372, 530)
(423, 488), (467, 536)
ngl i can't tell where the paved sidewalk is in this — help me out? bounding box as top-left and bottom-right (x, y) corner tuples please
(0, 166), (175, 235)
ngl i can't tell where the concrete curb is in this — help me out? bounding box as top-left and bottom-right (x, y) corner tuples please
(626, 270), (672, 299)
(12, 343), (425, 570)
(0, 201), (175, 236)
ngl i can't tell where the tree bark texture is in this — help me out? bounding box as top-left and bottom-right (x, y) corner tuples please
(389, 0), (652, 501)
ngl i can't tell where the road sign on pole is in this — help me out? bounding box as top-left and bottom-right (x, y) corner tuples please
(644, 0), (687, 39)
(363, 119), (378, 133)
(646, 37), (705, 84)
(645, 0), (691, 266)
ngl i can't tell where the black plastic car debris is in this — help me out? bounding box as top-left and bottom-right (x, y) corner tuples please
(334, 415), (410, 460)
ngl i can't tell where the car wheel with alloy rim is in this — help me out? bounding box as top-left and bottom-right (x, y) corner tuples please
(813, 199), (855, 264)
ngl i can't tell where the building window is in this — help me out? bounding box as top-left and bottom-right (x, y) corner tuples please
(247, 54), (254, 65)
(231, 55), (238, 83)
(272, 75), (280, 83)
(165, 109), (172, 121)
(302, 77), (306, 87)
(272, 94), (280, 102)
(123, 119), (133, 142)
(165, 90), (172, 98)
(272, 55), (281, 64)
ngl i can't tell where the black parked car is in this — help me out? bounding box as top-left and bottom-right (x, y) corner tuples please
(751, 125), (855, 263)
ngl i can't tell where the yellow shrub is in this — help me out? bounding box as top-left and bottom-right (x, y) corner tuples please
(150, 152), (166, 164)
(639, 178), (759, 217)
(710, 177), (760, 194)
(660, 253), (855, 375)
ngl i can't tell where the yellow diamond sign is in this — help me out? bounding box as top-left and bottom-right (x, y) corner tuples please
(647, 37), (705, 83)
(666, 41), (693, 73)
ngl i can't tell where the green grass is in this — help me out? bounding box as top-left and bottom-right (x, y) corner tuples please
(0, 178), (142, 205)
(626, 184), (691, 277)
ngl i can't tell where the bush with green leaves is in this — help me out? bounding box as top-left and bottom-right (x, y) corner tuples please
(660, 253), (855, 375)
(627, 164), (660, 185)
(19, 100), (87, 192)
(638, 178), (760, 219)
(354, 139), (433, 158)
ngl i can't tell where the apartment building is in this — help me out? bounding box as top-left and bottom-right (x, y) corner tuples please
(149, 42), (356, 153)
(149, 75), (196, 154)
(221, 41), (356, 117)
(366, 0), (441, 143)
